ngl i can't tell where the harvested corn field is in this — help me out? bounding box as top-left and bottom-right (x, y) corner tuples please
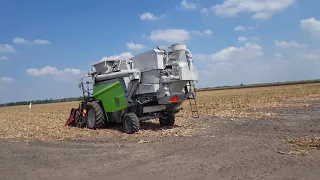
(1, 83), (320, 180)
(1, 83), (320, 141)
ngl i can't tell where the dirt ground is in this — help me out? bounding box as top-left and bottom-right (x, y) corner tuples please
(1, 100), (320, 180)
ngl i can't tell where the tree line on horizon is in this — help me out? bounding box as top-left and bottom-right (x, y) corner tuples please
(0, 97), (84, 107)
(1, 79), (319, 107)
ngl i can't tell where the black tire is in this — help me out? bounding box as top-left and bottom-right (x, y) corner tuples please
(159, 113), (175, 126)
(86, 101), (106, 129)
(71, 108), (81, 127)
(122, 113), (140, 134)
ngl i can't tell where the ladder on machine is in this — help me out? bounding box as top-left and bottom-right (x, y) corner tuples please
(187, 81), (199, 118)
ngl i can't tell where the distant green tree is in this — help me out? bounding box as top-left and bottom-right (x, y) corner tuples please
(0, 96), (82, 107)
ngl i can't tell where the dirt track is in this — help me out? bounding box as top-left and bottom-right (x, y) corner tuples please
(1, 101), (320, 180)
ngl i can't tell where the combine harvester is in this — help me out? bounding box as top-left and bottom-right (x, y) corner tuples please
(65, 42), (199, 134)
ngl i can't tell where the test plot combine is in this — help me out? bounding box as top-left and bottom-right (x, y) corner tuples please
(65, 43), (199, 134)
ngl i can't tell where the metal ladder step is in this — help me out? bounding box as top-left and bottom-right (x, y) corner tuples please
(187, 81), (199, 118)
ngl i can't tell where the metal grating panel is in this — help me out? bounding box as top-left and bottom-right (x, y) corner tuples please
(119, 60), (128, 70)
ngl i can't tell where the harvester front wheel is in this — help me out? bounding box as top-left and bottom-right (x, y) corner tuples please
(86, 101), (106, 129)
(123, 113), (140, 134)
(159, 113), (175, 126)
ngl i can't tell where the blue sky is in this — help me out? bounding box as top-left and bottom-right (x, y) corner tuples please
(1, 0), (320, 103)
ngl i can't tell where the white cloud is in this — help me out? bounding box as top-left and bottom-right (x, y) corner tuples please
(0, 77), (15, 91)
(126, 42), (145, 50)
(192, 29), (212, 36)
(209, 0), (296, 20)
(196, 54), (320, 88)
(192, 30), (204, 36)
(12, 37), (51, 45)
(251, 11), (273, 20)
(12, 37), (28, 44)
(0, 77), (15, 83)
(300, 17), (320, 37)
(140, 12), (158, 21)
(238, 36), (248, 42)
(203, 29), (213, 35)
(213, 43), (263, 61)
(27, 66), (57, 76)
(274, 53), (283, 57)
(150, 28), (210, 42)
(27, 66), (82, 77)
(193, 53), (215, 61)
(238, 36), (260, 42)
(31, 39), (51, 44)
(234, 25), (253, 32)
(275, 40), (307, 48)
(0, 44), (16, 53)
(100, 52), (134, 61)
(63, 68), (82, 75)
(194, 43), (263, 62)
(181, 0), (196, 9)
(201, 8), (210, 15)
(0, 56), (9, 61)
(303, 53), (320, 61)
(149, 29), (190, 43)
(234, 26), (245, 32)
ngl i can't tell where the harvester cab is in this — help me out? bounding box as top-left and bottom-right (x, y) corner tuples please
(65, 42), (199, 134)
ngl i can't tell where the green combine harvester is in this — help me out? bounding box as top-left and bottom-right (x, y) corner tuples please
(65, 42), (199, 134)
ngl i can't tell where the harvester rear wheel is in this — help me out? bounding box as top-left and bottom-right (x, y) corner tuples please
(159, 113), (175, 126)
(86, 101), (106, 129)
(123, 113), (140, 134)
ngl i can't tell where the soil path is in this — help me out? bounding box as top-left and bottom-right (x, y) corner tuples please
(1, 102), (320, 180)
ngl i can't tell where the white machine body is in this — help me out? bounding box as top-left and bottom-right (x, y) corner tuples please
(90, 42), (198, 108)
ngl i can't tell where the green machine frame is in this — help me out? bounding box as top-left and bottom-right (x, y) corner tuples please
(93, 81), (128, 113)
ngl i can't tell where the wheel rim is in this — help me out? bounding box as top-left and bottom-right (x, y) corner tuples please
(87, 108), (95, 128)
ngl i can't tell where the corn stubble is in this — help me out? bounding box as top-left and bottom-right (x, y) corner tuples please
(1, 83), (320, 141)
(285, 137), (320, 156)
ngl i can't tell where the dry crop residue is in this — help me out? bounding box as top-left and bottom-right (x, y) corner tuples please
(285, 137), (320, 156)
(1, 83), (320, 141)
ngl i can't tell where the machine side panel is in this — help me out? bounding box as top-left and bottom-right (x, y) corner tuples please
(178, 66), (198, 81)
(133, 49), (164, 71)
(167, 80), (189, 92)
(93, 81), (128, 112)
(92, 60), (114, 74)
(143, 105), (167, 113)
(136, 84), (160, 94)
(94, 78), (128, 94)
(141, 70), (161, 84)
